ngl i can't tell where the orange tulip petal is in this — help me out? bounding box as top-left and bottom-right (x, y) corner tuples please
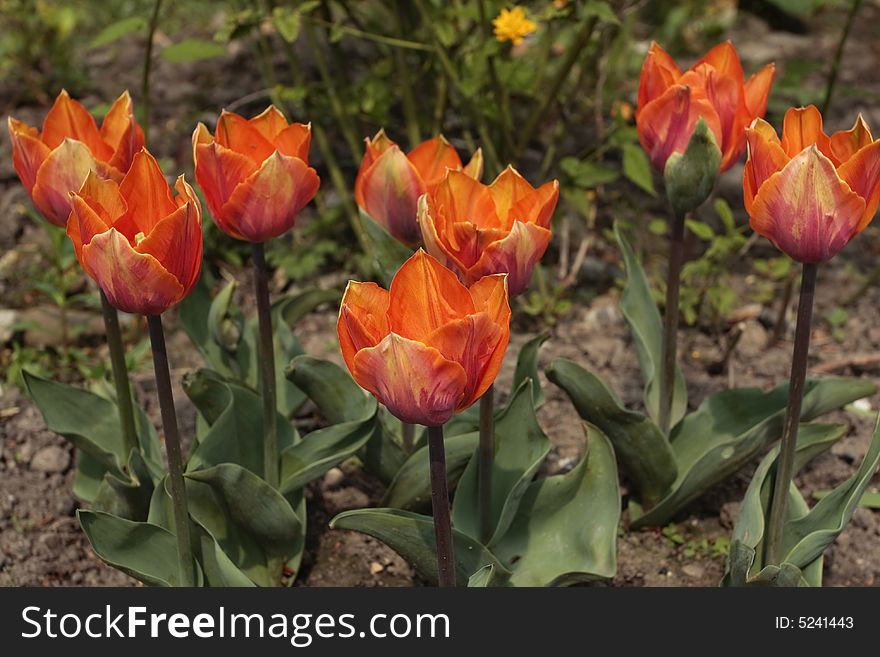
(387, 250), (475, 340)
(462, 148), (484, 180)
(67, 194), (113, 275)
(407, 136), (463, 192)
(780, 106), (832, 159)
(193, 136), (258, 224)
(273, 123), (311, 162)
(433, 170), (498, 229)
(31, 139), (98, 226)
(743, 120), (789, 213)
(8, 117), (50, 193)
(418, 195), (478, 275)
(507, 179), (559, 230)
(637, 42), (682, 110)
(837, 138), (880, 232)
(81, 228), (184, 315)
(488, 166), (536, 227)
(101, 91), (145, 175)
(135, 201), (202, 294)
(248, 105), (289, 142)
(351, 333), (467, 426)
(215, 111), (277, 164)
(337, 281), (391, 373)
(41, 90), (112, 160)
(829, 115), (874, 165)
(355, 145), (425, 246)
(697, 41), (744, 83)
(749, 146), (866, 263)
(221, 151), (320, 242)
(467, 221), (552, 296)
(469, 273), (511, 329)
(743, 63), (775, 118)
(118, 150), (178, 234)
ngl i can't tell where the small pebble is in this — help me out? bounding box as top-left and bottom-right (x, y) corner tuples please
(30, 446), (71, 474)
(370, 562), (384, 574)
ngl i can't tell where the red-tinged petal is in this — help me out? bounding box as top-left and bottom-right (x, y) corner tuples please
(695, 41), (744, 83)
(8, 117), (50, 193)
(355, 145), (425, 246)
(387, 249), (475, 339)
(81, 228), (185, 315)
(426, 312), (506, 410)
(351, 333), (467, 426)
(100, 91), (144, 170)
(273, 122), (311, 162)
(433, 170), (499, 229)
(418, 194), (476, 276)
(488, 166), (535, 227)
(749, 146), (866, 263)
(193, 134), (258, 223)
(469, 274), (511, 333)
(136, 200), (203, 295)
(637, 84), (723, 171)
(215, 110), (276, 164)
(220, 151), (319, 242)
(118, 150), (177, 234)
(41, 90), (112, 160)
(836, 138), (880, 232)
(466, 221), (552, 296)
(743, 119), (789, 213)
(407, 136), (463, 192)
(829, 115), (874, 165)
(780, 106), (832, 159)
(337, 281), (391, 373)
(507, 179), (559, 230)
(637, 42), (682, 110)
(692, 65), (747, 170)
(248, 105), (289, 141)
(67, 190), (115, 275)
(743, 63), (775, 118)
(463, 148), (484, 180)
(31, 139), (98, 226)
(355, 130), (398, 207)
(76, 171), (127, 224)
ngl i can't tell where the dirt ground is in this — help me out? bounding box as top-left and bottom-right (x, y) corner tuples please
(2, 5), (880, 587)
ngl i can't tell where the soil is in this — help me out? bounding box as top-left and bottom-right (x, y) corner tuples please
(2, 5), (880, 588)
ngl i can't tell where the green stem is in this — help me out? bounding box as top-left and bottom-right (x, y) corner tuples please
(101, 292), (139, 459)
(822, 0), (863, 115)
(427, 424), (456, 587)
(252, 243), (279, 490)
(658, 209), (685, 435)
(765, 263), (817, 567)
(141, 0), (163, 143)
(305, 15), (434, 51)
(478, 384), (494, 544)
(146, 314), (194, 587)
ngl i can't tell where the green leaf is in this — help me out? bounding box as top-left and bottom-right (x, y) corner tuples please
(453, 381), (551, 544)
(161, 39), (226, 63)
(286, 355), (374, 424)
(631, 377), (873, 527)
(511, 332), (549, 407)
(330, 508), (509, 586)
(584, 0), (621, 25)
(621, 143), (656, 196)
(277, 288), (340, 327)
(272, 6), (302, 42)
(92, 449), (155, 521)
(467, 563), (509, 587)
(382, 432), (479, 510)
(491, 425), (620, 586)
(546, 359), (677, 508)
(359, 210), (413, 287)
(812, 490), (880, 508)
(78, 511), (185, 587)
(613, 223), (687, 427)
(73, 452), (109, 502)
(196, 529), (256, 587)
(685, 219), (715, 241)
(559, 157), (619, 188)
(89, 16), (146, 49)
(179, 273), (240, 379)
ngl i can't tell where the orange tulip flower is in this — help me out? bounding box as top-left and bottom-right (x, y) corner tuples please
(637, 41), (774, 172)
(354, 130), (483, 246)
(68, 150), (203, 315)
(192, 106), (319, 243)
(7, 90), (144, 227)
(418, 167), (559, 297)
(744, 106), (880, 263)
(338, 250), (510, 427)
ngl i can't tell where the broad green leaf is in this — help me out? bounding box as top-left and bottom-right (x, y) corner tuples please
(73, 452), (108, 502)
(546, 358), (676, 507)
(812, 490), (880, 508)
(286, 355), (374, 424)
(89, 16), (146, 49)
(277, 288), (339, 327)
(92, 449), (155, 521)
(453, 381), (551, 544)
(162, 39), (226, 63)
(363, 410), (410, 484)
(330, 508), (508, 586)
(382, 432), (479, 510)
(196, 529), (256, 587)
(359, 209), (414, 286)
(492, 426), (620, 586)
(78, 511), (185, 587)
(614, 223), (687, 427)
(631, 378), (873, 527)
(622, 143), (656, 196)
(511, 332), (549, 407)
(179, 273), (239, 379)
(467, 563), (510, 587)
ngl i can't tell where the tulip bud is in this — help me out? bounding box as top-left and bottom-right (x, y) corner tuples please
(664, 118), (722, 216)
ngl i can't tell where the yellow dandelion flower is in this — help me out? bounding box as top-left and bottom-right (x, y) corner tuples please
(492, 6), (537, 46)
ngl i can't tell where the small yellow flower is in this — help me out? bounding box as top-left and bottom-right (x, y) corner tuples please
(492, 6), (537, 45)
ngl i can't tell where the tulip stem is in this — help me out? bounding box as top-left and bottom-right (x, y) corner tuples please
(764, 263), (817, 568)
(252, 242), (279, 490)
(658, 209), (686, 435)
(146, 314), (194, 587)
(478, 384), (495, 544)
(427, 424), (456, 587)
(101, 291), (139, 460)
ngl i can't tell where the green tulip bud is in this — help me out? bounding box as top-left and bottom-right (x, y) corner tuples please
(663, 117), (722, 217)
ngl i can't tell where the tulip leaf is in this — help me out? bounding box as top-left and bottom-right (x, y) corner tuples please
(184, 369), (296, 478)
(92, 449), (155, 521)
(364, 410), (411, 484)
(467, 563), (510, 587)
(359, 209), (413, 286)
(614, 222), (687, 428)
(382, 431), (480, 510)
(631, 377), (874, 527)
(286, 355), (374, 424)
(277, 287), (339, 327)
(195, 528), (256, 587)
(511, 332), (550, 408)
(330, 508), (509, 586)
(73, 452), (110, 503)
(78, 510), (191, 587)
(491, 425), (620, 586)
(179, 273), (240, 380)
(452, 380), (551, 544)
(546, 358), (677, 508)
